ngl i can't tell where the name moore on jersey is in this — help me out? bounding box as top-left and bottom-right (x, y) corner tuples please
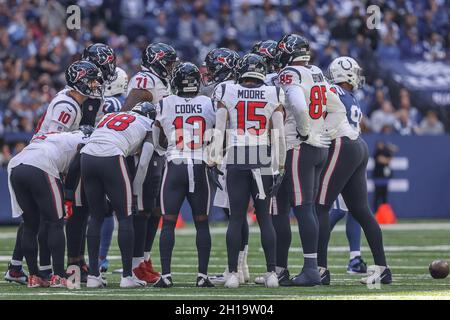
(156, 94), (216, 163)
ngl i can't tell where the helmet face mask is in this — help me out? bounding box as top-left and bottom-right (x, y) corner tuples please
(171, 62), (201, 96)
(82, 43), (117, 83)
(66, 60), (105, 99)
(142, 43), (179, 81)
(202, 48), (239, 86)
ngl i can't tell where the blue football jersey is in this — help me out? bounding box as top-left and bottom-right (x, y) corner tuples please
(331, 85), (362, 137)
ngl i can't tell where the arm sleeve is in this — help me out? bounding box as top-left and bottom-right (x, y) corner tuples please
(271, 110), (287, 172)
(132, 133), (155, 195)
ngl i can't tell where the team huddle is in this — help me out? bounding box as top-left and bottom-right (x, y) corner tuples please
(4, 33), (392, 289)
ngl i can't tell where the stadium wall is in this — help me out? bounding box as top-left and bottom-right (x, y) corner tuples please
(1, 134), (450, 224)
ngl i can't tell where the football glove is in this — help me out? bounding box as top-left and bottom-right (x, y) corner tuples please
(269, 170), (285, 197)
(64, 200), (73, 220)
(207, 166), (224, 191)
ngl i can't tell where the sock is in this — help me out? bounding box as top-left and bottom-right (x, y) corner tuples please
(346, 213), (362, 253)
(303, 255), (318, 269)
(38, 221), (52, 269)
(22, 224), (39, 276)
(275, 266), (285, 275)
(87, 216), (103, 276)
(294, 204), (319, 267)
(132, 257), (144, 269)
(240, 219), (249, 251)
(271, 213), (292, 269)
(10, 260), (22, 267)
(12, 223), (24, 262)
(145, 215), (161, 253)
(39, 265), (52, 271)
(194, 219), (211, 276)
(144, 252), (151, 261)
(159, 218), (176, 275)
(329, 209), (347, 231)
(254, 209), (276, 273)
(117, 216), (134, 277)
(66, 206), (89, 259)
(47, 220), (66, 277)
(99, 216), (115, 259)
(316, 204), (332, 268)
(226, 214), (245, 273)
(350, 251), (361, 260)
(133, 213), (148, 260)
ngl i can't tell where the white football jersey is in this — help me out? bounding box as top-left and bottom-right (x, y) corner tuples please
(216, 83), (284, 147)
(156, 95), (215, 161)
(127, 70), (170, 104)
(33, 89), (82, 138)
(278, 65), (330, 146)
(9, 131), (88, 178)
(81, 111), (153, 157)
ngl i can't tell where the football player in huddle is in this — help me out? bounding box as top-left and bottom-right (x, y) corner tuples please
(153, 62), (216, 288)
(121, 43), (179, 284)
(202, 48), (253, 285)
(8, 126), (94, 288)
(80, 102), (156, 288)
(316, 56), (391, 285)
(209, 54), (286, 289)
(276, 34), (348, 286)
(64, 68), (129, 281)
(5, 60), (103, 285)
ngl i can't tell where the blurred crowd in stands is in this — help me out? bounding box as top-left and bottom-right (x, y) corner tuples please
(0, 0), (449, 167)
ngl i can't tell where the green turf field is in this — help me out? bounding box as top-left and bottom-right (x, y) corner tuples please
(1, 220), (450, 300)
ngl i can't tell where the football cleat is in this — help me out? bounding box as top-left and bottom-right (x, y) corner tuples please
(144, 259), (160, 277)
(347, 256), (368, 274)
(4, 264), (28, 285)
(153, 276), (173, 288)
(27, 275), (50, 288)
(361, 266), (392, 285)
(292, 268), (322, 287)
(278, 269), (293, 286)
(263, 272), (279, 288)
(224, 272), (240, 289)
(133, 262), (159, 284)
(86, 274), (107, 288)
(120, 275), (147, 288)
(99, 259), (109, 273)
(49, 275), (67, 288)
(254, 275), (265, 285)
(196, 276), (215, 288)
(319, 267), (331, 285)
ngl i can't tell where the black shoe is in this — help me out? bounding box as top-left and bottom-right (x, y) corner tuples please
(319, 268), (330, 285)
(79, 263), (89, 283)
(39, 269), (53, 282)
(278, 269), (293, 286)
(153, 276), (173, 288)
(347, 256), (367, 274)
(292, 268), (321, 287)
(196, 276), (215, 288)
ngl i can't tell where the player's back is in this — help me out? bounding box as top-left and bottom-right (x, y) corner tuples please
(220, 82), (282, 147)
(10, 131), (86, 177)
(83, 111), (152, 157)
(127, 70), (169, 104)
(330, 85), (361, 140)
(157, 94), (215, 162)
(278, 64), (328, 138)
(34, 89), (82, 138)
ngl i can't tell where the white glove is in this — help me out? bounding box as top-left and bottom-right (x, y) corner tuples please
(305, 133), (332, 148)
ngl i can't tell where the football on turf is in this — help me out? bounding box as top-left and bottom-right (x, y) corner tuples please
(429, 260), (449, 279)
